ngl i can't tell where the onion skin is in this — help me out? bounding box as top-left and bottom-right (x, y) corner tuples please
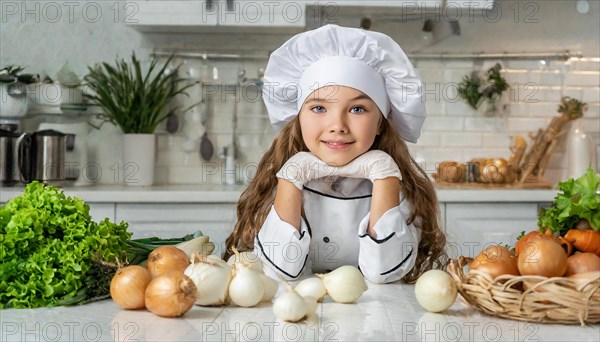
(110, 265), (152, 310)
(147, 246), (190, 278)
(515, 231), (543, 257)
(145, 271), (197, 318)
(565, 253), (600, 276)
(470, 245), (519, 279)
(564, 229), (600, 256)
(516, 230), (573, 257)
(517, 236), (567, 277)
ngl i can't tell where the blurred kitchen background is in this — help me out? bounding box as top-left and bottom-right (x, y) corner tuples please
(2, 0), (599, 187)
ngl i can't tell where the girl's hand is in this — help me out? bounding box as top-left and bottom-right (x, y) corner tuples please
(276, 152), (339, 190)
(337, 150), (402, 183)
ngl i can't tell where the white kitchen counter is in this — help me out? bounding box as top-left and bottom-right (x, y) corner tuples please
(1, 281), (597, 342)
(0, 184), (558, 203)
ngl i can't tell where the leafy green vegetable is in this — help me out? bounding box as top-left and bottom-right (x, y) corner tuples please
(538, 168), (600, 236)
(0, 182), (201, 309)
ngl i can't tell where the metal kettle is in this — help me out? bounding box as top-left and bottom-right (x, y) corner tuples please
(17, 129), (69, 183)
(0, 128), (20, 185)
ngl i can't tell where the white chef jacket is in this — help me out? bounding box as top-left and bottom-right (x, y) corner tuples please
(254, 177), (420, 284)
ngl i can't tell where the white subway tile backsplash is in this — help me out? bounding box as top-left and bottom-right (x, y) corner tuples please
(569, 59), (600, 71)
(564, 72), (600, 87)
(464, 117), (503, 132)
(563, 87), (583, 99)
(586, 104), (600, 120)
(507, 118), (552, 133)
(503, 70), (529, 84)
(482, 133), (511, 148)
(422, 116), (464, 131)
(445, 101), (476, 116)
(441, 132), (482, 147)
(534, 87), (563, 102)
(419, 149), (464, 164)
(528, 103), (561, 117)
(582, 118), (600, 133)
(462, 149), (511, 160)
(419, 69), (443, 83)
(582, 88), (600, 103)
(425, 100), (444, 116)
(415, 132), (441, 147)
(529, 71), (564, 86)
(443, 69), (470, 83)
(507, 103), (529, 117)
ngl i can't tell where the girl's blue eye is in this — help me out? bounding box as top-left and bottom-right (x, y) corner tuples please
(350, 106), (366, 114)
(311, 106), (326, 113)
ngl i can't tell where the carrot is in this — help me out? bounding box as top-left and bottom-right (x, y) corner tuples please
(564, 229), (600, 256)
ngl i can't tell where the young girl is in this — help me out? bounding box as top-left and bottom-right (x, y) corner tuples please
(224, 24), (447, 284)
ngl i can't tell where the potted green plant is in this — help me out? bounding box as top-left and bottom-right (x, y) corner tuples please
(457, 63), (509, 114)
(84, 53), (192, 186)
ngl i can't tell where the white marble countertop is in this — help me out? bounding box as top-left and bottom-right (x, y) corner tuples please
(0, 184), (558, 203)
(1, 282), (597, 342)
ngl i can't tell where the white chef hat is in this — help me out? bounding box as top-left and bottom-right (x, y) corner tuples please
(262, 24), (426, 143)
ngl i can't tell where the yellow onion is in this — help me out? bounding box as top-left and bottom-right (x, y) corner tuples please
(470, 245), (519, 279)
(565, 253), (600, 276)
(517, 236), (567, 277)
(147, 246), (190, 278)
(145, 271), (197, 317)
(110, 265), (152, 309)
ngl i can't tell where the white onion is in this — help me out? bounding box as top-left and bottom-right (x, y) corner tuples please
(294, 277), (326, 302)
(317, 266), (367, 303)
(302, 295), (318, 318)
(273, 286), (307, 322)
(227, 250), (264, 274)
(184, 254), (232, 306)
(261, 274), (279, 302)
(414, 270), (457, 313)
(228, 267), (264, 307)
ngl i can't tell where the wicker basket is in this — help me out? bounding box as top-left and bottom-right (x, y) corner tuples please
(447, 257), (600, 326)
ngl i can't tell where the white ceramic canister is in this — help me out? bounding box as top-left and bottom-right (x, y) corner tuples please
(566, 119), (594, 179)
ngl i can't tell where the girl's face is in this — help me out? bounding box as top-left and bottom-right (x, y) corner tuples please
(299, 86), (382, 166)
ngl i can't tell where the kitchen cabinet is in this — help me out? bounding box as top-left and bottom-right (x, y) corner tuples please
(444, 0), (495, 10)
(217, 0), (305, 29)
(125, 0), (217, 28)
(308, 1), (442, 8)
(88, 203), (116, 222)
(126, 0), (304, 32)
(444, 203), (539, 258)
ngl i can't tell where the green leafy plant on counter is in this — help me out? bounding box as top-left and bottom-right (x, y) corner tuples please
(0, 182), (205, 309)
(538, 168), (600, 236)
(83, 53), (194, 134)
(457, 63), (509, 112)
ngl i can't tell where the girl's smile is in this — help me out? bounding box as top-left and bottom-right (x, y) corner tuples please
(299, 86), (382, 166)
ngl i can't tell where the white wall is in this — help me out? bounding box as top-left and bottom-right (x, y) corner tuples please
(2, 0), (598, 186)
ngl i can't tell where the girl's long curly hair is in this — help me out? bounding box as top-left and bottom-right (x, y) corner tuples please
(223, 116), (448, 283)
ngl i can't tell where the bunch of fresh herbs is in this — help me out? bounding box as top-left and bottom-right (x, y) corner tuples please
(538, 168), (600, 236)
